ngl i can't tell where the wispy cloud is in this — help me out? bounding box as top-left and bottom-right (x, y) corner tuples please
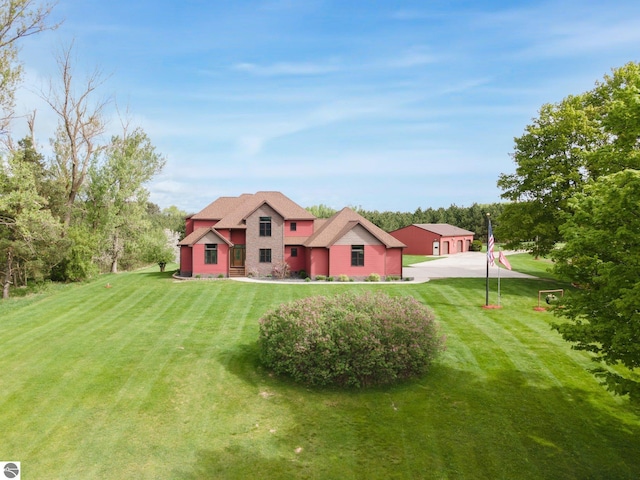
(232, 60), (341, 76)
(384, 46), (438, 68)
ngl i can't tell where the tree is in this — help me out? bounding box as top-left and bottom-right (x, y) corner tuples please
(305, 203), (337, 218)
(149, 204), (187, 238)
(43, 43), (109, 226)
(497, 93), (606, 255)
(0, 0), (58, 132)
(0, 138), (62, 298)
(552, 169), (640, 398)
(497, 62), (640, 256)
(140, 227), (176, 272)
(86, 126), (165, 273)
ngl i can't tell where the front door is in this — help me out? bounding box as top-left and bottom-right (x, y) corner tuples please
(231, 245), (246, 267)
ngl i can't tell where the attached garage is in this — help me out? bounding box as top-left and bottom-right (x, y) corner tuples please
(389, 224), (475, 256)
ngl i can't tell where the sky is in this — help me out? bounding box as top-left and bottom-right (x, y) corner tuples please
(12, 0), (640, 214)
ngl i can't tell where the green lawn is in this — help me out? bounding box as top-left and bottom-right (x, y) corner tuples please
(504, 252), (568, 282)
(0, 266), (638, 479)
(403, 255), (438, 266)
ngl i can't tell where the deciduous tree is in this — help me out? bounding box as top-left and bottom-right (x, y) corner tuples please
(497, 62), (640, 255)
(87, 126), (165, 273)
(0, 138), (62, 298)
(497, 93), (605, 255)
(552, 169), (640, 398)
(0, 0), (58, 132)
(44, 43), (109, 226)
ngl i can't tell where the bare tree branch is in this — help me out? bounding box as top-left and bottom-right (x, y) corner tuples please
(41, 42), (112, 226)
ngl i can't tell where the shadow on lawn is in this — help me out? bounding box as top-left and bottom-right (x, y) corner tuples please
(139, 270), (178, 279)
(176, 347), (640, 479)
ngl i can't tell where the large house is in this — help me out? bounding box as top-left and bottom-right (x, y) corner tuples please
(389, 224), (474, 256)
(178, 191), (405, 279)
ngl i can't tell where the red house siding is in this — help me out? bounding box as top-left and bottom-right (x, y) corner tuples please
(285, 246), (306, 272)
(230, 230), (245, 244)
(285, 219), (314, 236)
(185, 217), (195, 235)
(193, 219), (217, 230)
(180, 246), (193, 276)
(385, 249), (403, 276)
(328, 244), (387, 278)
(308, 248), (329, 277)
(191, 243), (230, 276)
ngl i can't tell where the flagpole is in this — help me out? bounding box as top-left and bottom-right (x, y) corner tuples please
(485, 213), (490, 306)
(498, 256), (502, 307)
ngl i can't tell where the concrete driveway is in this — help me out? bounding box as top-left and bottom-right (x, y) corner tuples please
(403, 252), (537, 282)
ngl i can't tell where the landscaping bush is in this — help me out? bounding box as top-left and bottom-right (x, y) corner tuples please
(338, 274), (350, 282)
(366, 273), (380, 282)
(469, 240), (483, 252)
(258, 292), (446, 388)
(271, 261), (290, 279)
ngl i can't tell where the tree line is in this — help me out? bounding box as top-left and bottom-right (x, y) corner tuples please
(307, 203), (505, 239)
(0, 1), (183, 298)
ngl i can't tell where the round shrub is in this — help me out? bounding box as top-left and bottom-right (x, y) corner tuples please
(258, 292), (446, 388)
(469, 240), (483, 252)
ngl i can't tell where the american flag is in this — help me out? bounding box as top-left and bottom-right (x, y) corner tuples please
(499, 250), (512, 270)
(487, 219), (495, 266)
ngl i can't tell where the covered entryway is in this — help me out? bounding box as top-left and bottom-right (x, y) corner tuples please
(230, 245), (246, 276)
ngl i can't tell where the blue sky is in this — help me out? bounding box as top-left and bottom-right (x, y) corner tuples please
(13, 0), (640, 213)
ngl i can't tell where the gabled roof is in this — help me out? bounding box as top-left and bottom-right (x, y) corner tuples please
(178, 227), (233, 246)
(412, 223), (475, 237)
(191, 194), (252, 221)
(193, 191), (316, 229)
(305, 207), (406, 248)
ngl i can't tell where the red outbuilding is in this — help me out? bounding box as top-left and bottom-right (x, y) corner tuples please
(389, 224), (474, 256)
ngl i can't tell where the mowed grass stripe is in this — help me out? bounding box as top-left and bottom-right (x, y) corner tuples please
(11, 277), (188, 463)
(404, 279), (624, 478)
(56, 282), (223, 479)
(0, 279), (164, 433)
(1, 271), (639, 479)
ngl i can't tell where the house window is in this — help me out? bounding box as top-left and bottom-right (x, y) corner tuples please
(204, 244), (217, 264)
(259, 248), (272, 263)
(351, 245), (364, 266)
(291, 247), (298, 257)
(290, 222), (297, 232)
(259, 216), (272, 237)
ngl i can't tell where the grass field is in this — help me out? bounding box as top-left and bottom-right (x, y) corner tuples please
(1, 263), (639, 479)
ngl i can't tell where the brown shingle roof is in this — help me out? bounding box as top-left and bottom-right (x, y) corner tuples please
(195, 191), (316, 229)
(178, 227), (233, 246)
(305, 207), (405, 248)
(413, 224), (475, 236)
(190, 194), (252, 220)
